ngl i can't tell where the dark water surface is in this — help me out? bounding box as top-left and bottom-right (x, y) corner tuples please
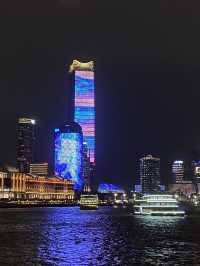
(0, 207), (200, 265)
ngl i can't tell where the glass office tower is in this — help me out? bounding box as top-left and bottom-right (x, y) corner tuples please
(54, 122), (83, 190)
(17, 118), (36, 173)
(172, 160), (184, 183)
(140, 154), (160, 193)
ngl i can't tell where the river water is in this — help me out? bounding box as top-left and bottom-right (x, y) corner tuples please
(0, 207), (199, 265)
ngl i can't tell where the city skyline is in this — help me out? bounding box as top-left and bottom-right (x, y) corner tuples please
(1, 112), (199, 189)
(1, 63), (200, 187)
(1, 3), (200, 266)
(1, 2), (200, 187)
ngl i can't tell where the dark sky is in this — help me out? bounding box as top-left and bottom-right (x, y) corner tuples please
(0, 1), (200, 188)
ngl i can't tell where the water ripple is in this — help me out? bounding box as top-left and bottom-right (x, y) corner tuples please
(0, 207), (199, 265)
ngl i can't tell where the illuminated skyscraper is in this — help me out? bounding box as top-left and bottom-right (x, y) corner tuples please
(140, 154), (160, 193)
(69, 60), (95, 165)
(54, 122), (83, 189)
(172, 160), (184, 183)
(191, 160), (200, 183)
(17, 118), (36, 173)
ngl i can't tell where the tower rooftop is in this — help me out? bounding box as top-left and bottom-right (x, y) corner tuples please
(69, 60), (94, 72)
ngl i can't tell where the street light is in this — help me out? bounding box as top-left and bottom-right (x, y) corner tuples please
(114, 193), (117, 202)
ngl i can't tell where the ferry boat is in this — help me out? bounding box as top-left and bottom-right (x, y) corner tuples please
(80, 194), (99, 210)
(134, 194), (185, 216)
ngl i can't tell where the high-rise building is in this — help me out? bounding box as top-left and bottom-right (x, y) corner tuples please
(54, 122), (83, 189)
(17, 118), (36, 173)
(192, 160), (200, 183)
(82, 142), (91, 189)
(69, 60), (95, 165)
(29, 163), (48, 176)
(172, 160), (184, 183)
(140, 154), (160, 193)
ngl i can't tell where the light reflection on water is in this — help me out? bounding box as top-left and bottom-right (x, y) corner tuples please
(0, 207), (199, 265)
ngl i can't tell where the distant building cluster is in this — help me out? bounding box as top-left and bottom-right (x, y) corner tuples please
(135, 154), (200, 196)
(169, 159), (200, 196)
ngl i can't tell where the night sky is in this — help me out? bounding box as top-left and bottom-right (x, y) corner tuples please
(0, 1), (200, 188)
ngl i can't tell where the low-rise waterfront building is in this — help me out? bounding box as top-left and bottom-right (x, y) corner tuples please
(168, 181), (197, 196)
(0, 167), (74, 201)
(97, 183), (126, 204)
(98, 183), (125, 194)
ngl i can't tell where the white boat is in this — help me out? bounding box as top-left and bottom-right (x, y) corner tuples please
(80, 194), (98, 210)
(134, 194), (185, 216)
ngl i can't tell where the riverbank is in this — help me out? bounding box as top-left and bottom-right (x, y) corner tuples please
(181, 201), (200, 215)
(0, 201), (78, 208)
(1, 201), (200, 215)
(0, 202), (116, 208)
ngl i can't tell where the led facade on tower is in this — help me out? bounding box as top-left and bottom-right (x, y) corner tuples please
(54, 122), (83, 189)
(70, 60), (95, 164)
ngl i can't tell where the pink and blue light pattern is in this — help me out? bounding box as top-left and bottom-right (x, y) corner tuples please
(74, 71), (95, 163)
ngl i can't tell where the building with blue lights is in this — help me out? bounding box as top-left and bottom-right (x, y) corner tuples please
(54, 122), (83, 190)
(69, 60), (95, 165)
(98, 183), (125, 194)
(134, 184), (142, 193)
